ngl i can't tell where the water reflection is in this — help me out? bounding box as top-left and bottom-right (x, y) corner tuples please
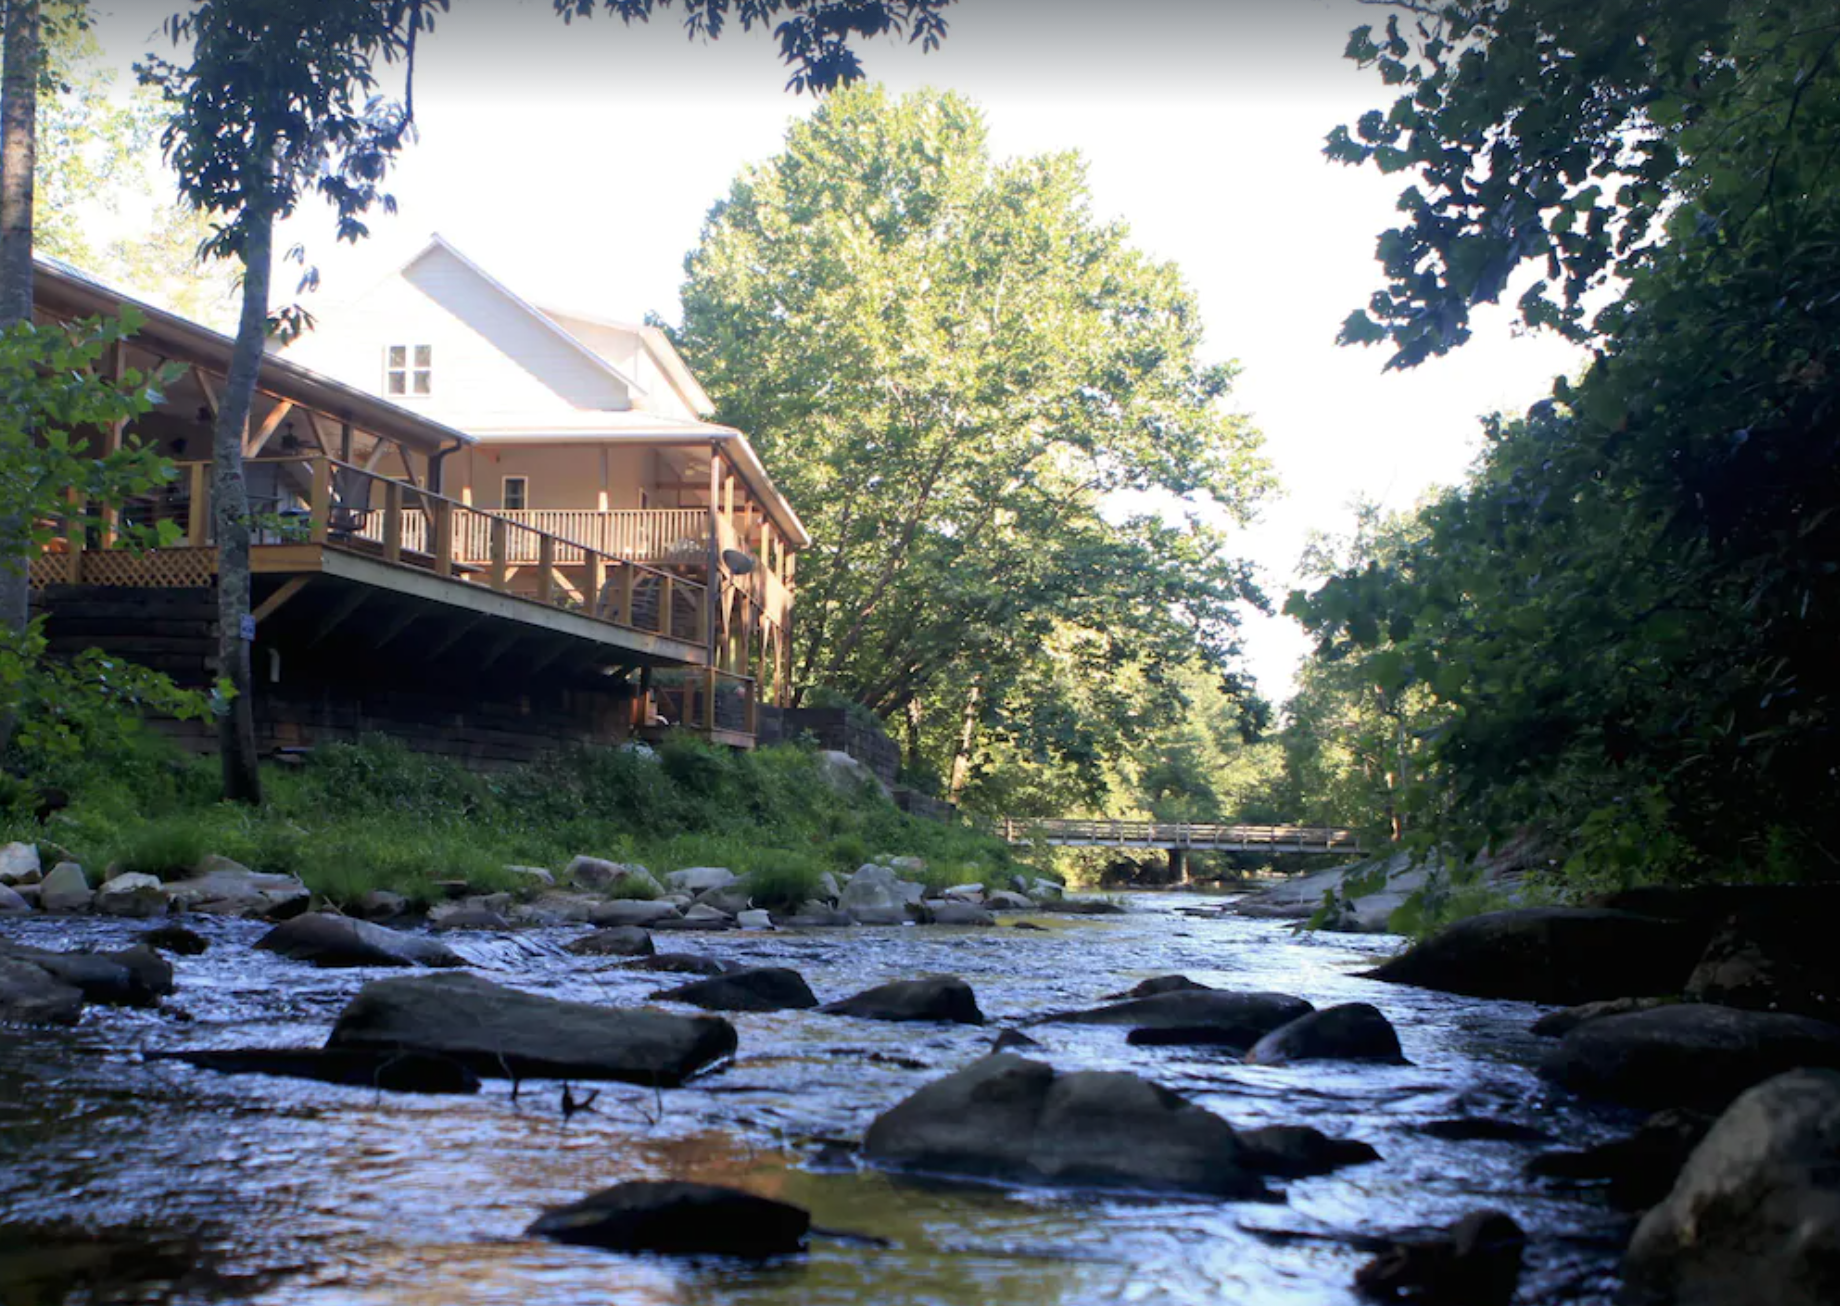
(0, 898), (1628, 1305)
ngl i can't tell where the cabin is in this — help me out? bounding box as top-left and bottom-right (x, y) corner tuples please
(27, 247), (807, 764)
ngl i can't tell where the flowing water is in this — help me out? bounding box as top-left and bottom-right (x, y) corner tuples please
(0, 894), (1636, 1305)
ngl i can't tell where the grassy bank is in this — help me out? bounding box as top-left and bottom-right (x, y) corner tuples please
(2, 733), (1034, 910)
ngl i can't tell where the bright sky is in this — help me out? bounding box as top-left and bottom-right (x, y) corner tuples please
(90, 0), (1586, 704)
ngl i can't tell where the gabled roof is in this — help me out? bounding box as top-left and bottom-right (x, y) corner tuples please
(536, 303), (715, 417)
(402, 233), (648, 401)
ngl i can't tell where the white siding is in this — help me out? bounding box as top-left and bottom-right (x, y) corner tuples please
(284, 244), (632, 431)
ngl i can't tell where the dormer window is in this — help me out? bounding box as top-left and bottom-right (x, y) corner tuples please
(385, 344), (432, 396)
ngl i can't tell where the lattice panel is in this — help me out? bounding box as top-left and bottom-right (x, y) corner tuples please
(28, 554), (75, 589)
(75, 549), (218, 589)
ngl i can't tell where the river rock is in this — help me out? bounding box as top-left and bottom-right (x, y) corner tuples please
(942, 883), (984, 902)
(504, 864), (556, 887)
(588, 899), (683, 927)
(1539, 1003), (1840, 1109)
(565, 926), (654, 958)
(0, 956), (83, 1024)
(528, 1180), (809, 1257)
(1682, 911), (1840, 1023)
(1366, 907), (1701, 1005)
(650, 967), (818, 1013)
(786, 901), (855, 927)
(0, 941), (165, 1007)
(692, 883), (753, 917)
(922, 901), (995, 927)
(863, 1053), (1269, 1198)
(841, 865), (918, 924)
(1033, 897), (1125, 915)
(1104, 976), (1212, 1001)
(0, 883), (29, 914)
(620, 953), (733, 976)
(992, 1028), (1041, 1052)
(139, 924), (209, 955)
(1528, 1107), (1715, 1209)
(665, 866), (735, 894)
(93, 871), (167, 918)
(1354, 1210), (1526, 1305)
(650, 903), (735, 931)
(354, 890), (410, 922)
(164, 860), (310, 919)
(822, 976), (984, 1025)
(256, 913), (465, 969)
(985, 890), (1034, 911)
(567, 857), (661, 896)
(815, 870), (842, 901)
(328, 971), (737, 1086)
(735, 909), (773, 929)
(1623, 1070), (1840, 1306)
(1040, 990), (1313, 1049)
(1531, 996), (1673, 1038)
(1237, 1124), (1380, 1177)
(0, 840), (40, 885)
(1246, 1003), (1407, 1065)
(101, 945), (175, 999)
(429, 902), (512, 931)
(39, 861), (93, 913)
(166, 1046), (481, 1094)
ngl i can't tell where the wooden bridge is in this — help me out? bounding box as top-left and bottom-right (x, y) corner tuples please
(994, 818), (1362, 857)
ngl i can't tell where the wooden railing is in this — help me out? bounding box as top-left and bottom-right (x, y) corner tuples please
(993, 818), (1363, 854)
(646, 667), (759, 738)
(364, 506), (709, 567)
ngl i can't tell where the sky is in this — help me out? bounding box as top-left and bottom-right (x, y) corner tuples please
(88, 0), (1587, 704)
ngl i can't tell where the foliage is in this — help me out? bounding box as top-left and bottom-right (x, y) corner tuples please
(1294, 0), (1840, 885)
(553, 0), (954, 92)
(28, 733), (1022, 907)
(677, 85), (1270, 804)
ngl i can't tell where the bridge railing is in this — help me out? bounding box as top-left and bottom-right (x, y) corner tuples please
(992, 817), (1362, 853)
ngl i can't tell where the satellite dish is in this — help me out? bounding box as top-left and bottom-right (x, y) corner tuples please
(721, 548), (757, 575)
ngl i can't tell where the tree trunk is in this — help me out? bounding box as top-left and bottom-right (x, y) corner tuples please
(0, 0), (40, 649)
(213, 200), (273, 804)
(947, 676), (982, 800)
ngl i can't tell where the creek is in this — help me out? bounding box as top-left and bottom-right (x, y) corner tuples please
(0, 893), (1635, 1305)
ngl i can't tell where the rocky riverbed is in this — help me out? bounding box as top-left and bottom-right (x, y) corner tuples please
(1, 889), (1806, 1305)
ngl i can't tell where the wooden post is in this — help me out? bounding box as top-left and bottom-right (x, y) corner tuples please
(432, 500), (453, 577)
(489, 518), (508, 590)
(704, 666), (718, 732)
(99, 341), (126, 547)
(583, 550), (605, 618)
(616, 565), (635, 627)
(381, 479), (402, 564)
(186, 462), (208, 546)
(308, 455), (332, 544)
(706, 441), (722, 670)
(659, 574), (675, 637)
(537, 535), (555, 605)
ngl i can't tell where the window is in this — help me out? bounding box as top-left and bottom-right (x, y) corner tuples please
(502, 476), (528, 512)
(385, 344), (433, 396)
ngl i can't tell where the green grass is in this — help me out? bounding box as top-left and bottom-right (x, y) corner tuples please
(18, 733), (1028, 911)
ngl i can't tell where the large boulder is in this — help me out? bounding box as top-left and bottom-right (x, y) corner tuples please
(821, 976), (984, 1025)
(256, 913), (465, 969)
(1365, 907), (1702, 1004)
(1529, 1107), (1715, 1210)
(1623, 1070), (1840, 1306)
(1354, 1210), (1526, 1306)
(863, 1054), (1269, 1198)
(38, 861), (93, 913)
(0, 840), (40, 885)
(0, 883), (29, 914)
(528, 1181), (809, 1257)
(1039, 989), (1313, 1051)
(650, 967), (818, 1013)
(95, 872), (169, 919)
(921, 901), (996, 927)
(0, 956), (83, 1024)
(665, 866), (735, 895)
(1246, 1003), (1407, 1065)
(164, 858), (310, 919)
(565, 927), (655, 958)
(328, 971), (737, 1086)
(567, 857), (662, 896)
(1531, 996), (1673, 1038)
(1539, 1003), (1840, 1109)
(0, 941), (166, 1007)
(162, 1046), (480, 1095)
(841, 865), (918, 925)
(692, 883), (754, 917)
(1683, 911), (1840, 1024)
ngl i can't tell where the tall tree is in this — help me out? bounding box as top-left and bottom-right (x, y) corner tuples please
(0, 0), (42, 655)
(676, 86), (1270, 797)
